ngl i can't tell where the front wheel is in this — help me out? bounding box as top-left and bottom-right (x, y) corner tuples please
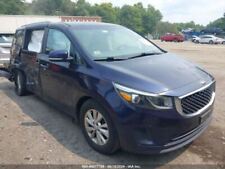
(80, 99), (120, 154)
(15, 71), (27, 96)
(209, 40), (213, 44)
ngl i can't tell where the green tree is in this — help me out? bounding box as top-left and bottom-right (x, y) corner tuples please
(142, 4), (162, 34)
(118, 3), (162, 35)
(153, 21), (179, 38)
(175, 21), (204, 31)
(0, 0), (26, 15)
(31, 0), (74, 15)
(207, 13), (225, 30)
(119, 4), (144, 34)
(73, 0), (92, 16)
(92, 3), (117, 23)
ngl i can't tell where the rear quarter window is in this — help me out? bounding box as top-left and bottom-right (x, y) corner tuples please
(24, 29), (45, 53)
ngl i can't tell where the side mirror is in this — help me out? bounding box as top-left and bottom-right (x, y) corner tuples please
(49, 50), (69, 62)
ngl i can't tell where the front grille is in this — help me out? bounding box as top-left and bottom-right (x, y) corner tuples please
(181, 85), (214, 114)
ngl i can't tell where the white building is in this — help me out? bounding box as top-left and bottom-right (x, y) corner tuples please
(0, 15), (101, 34)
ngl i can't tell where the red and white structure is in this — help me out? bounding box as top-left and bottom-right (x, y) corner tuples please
(0, 15), (101, 34)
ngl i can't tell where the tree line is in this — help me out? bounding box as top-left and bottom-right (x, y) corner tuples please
(0, 0), (224, 36)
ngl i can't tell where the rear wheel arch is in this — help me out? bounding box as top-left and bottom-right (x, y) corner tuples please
(14, 69), (27, 96)
(12, 68), (26, 81)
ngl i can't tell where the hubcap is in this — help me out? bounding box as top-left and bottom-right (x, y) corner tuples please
(84, 109), (109, 146)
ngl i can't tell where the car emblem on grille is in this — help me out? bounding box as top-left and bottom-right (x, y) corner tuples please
(200, 80), (206, 85)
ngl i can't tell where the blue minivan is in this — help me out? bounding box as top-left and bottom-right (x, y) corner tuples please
(9, 22), (215, 154)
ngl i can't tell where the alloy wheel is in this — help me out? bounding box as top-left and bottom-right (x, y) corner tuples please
(84, 109), (109, 146)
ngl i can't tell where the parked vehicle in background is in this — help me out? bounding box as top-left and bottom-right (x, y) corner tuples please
(0, 47), (10, 68)
(192, 35), (200, 43)
(0, 34), (13, 49)
(216, 37), (225, 44)
(9, 22), (215, 155)
(160, 33), (184, 42)
(0, 34), (13, 68)
(197, 35), (223, 44)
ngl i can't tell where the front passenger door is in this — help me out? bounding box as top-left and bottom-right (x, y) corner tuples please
(39, 28), (80, 114)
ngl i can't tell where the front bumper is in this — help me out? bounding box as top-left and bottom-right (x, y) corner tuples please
(114, 105), (213, 154)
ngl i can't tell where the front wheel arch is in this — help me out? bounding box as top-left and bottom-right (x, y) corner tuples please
(76, 96), (92, 123)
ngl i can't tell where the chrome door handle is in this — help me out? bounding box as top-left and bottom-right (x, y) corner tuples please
(40, 63), (49, 69)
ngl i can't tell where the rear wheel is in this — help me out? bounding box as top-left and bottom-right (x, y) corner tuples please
(80, 99), (120, 154)
(209, 40), (213, 44)
(15, 71), (27, 96)
(222, 41), (225, 44)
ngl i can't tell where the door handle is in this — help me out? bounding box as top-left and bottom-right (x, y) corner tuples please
(40, 63), (49, 70)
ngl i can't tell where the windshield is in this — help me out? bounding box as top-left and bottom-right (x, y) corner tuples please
(71, 25), (162, 60)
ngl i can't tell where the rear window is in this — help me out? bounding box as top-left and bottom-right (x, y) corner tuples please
(25, 30), (44, 53)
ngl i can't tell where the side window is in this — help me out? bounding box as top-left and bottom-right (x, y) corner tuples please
(26, 30), (44, 53)
(46, 29), (71, 53)
(46, 29), (83, 64)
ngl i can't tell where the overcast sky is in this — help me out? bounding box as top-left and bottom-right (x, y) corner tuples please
(86, 0), (225, 25)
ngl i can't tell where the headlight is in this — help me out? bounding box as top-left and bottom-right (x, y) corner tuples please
(113, 83), (173, 109)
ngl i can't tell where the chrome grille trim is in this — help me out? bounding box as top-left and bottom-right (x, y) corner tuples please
(179, 81), (215, 99)
(175, 81), (215, 117)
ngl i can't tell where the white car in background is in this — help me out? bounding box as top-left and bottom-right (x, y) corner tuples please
(216, 37), (225, 44)
(192, 35), (200, 43)
(0, 47), (10, 68)
(196, 35), (224, 44)
(0, 35), (12, 48)
(0, 34), (12, 69)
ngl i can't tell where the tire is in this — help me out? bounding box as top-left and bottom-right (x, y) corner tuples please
(196, 40), (199, 44)
(209, 40), (213, 44)
(80, 99), (120, 154)
(15, 71), (27, 96)
(222, 41), (225, 45)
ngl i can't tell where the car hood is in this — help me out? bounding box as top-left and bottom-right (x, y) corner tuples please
(96, 53), (212, 94)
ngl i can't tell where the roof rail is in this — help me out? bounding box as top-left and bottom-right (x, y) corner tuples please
(20, 21), (51, 28)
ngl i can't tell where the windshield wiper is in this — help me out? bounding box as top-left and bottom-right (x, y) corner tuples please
(94, 57), (126, 62)
(128, 52), (162, 60)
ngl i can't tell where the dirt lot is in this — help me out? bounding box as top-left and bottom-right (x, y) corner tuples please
(0, 41), (225, 168)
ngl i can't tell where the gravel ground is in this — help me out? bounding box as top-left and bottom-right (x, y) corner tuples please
(0, 41), (224, 168)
